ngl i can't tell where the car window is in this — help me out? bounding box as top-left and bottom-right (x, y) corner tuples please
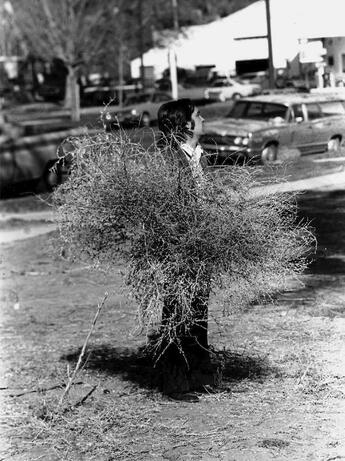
(292, 104), (304, 120)
(263, 103), (288, 120)
(227, 101), (248, 118)
(125, 94), (151, 105)
(320, 101), (345, 116)
(153, 93), (171, 103)
(228, 101), (287, 121)
(306, 103), (322, 120)
(246, 102), (264, 118)
(212, 79), (231, 87)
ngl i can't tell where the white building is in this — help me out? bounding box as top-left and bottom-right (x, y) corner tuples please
(131, 0), (345, 84)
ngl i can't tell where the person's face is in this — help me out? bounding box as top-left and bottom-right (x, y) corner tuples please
(188, 107), (204, 139)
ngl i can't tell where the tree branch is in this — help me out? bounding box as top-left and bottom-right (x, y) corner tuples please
(39, 0), (67, 60)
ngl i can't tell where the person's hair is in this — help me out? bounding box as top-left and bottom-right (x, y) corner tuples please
(157, 98), (195, 144)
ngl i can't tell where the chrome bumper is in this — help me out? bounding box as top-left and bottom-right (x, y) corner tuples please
(202, 143), (248, 155)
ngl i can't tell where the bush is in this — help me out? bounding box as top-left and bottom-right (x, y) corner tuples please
(53, 130), (314, 392)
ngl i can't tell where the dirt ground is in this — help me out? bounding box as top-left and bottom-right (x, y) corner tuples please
(1, 186), (345, 460)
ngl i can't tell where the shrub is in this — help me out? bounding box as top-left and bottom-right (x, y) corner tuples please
(53, 130), (314, 393)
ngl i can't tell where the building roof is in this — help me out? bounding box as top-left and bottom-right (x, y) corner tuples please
(217, 0), (345, 40)
(131, 0), (345, 78)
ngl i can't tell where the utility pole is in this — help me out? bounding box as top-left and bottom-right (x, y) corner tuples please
(113, 6), (125, 107)
(118, 43), (124, 107)
(171, 0), (179, 31)
(138, 0), (145, 88)
(169, 0), (179, 99)
(265, 0), (275, 88)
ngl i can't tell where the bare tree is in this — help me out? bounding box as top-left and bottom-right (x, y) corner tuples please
(10, 0), (112, 121)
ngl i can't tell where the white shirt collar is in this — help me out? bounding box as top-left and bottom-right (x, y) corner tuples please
(180, 143), (202, 159)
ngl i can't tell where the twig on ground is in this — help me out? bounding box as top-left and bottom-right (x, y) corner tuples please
(9, 381), (84, 398)
(73, 384), (98, 409)
(61, 385), (98, 414)
(59, 292), (108, 406)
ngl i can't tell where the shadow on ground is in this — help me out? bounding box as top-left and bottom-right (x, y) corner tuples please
(298, 190), (345, 255)
(62, 345), (278, 392)
(307, 256), (345, 275)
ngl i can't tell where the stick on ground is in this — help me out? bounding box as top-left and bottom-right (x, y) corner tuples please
(59, 292), (109, 406)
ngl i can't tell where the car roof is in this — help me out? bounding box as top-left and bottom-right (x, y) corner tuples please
(239, 93), (345, 106)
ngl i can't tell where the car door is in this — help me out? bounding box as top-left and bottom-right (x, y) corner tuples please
(222, 81), (235, 100)
(262, 103), (292, 146)
(304, 102), (326, 153)
(318, 100), (345, 150)
(289, 103), (315, 155)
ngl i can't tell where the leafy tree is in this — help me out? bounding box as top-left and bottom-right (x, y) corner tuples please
(54, 131), (314, 394)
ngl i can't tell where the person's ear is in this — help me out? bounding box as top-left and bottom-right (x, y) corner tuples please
(186, 119), (195, 130)
(184, 120), (194, 137)
(184, 123), (193, 138)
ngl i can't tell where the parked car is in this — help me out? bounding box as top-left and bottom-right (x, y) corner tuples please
(81, 82), (144, 107)
(0, 121), (86, 196)
(204, 77), (261, 102)
(108, 91), (172, 128)
(37, 83), (65, 102)
(200, 94), (345, 164)
(237, 71), (269, 88)
(81, 85), (115, 107)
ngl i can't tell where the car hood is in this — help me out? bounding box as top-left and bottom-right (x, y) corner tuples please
(204, 118), (269, 136)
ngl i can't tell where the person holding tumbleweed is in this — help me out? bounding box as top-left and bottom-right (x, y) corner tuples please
(54, 95), (313, 397)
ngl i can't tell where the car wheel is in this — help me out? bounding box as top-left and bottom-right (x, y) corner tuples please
(261, 144), (278, 164)
(141, 112), (151, 127)
(232, 93), (241, 101)
(327, 136), (341, 152)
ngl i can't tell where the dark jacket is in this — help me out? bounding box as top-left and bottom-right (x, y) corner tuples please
(158, 137), (208, 176)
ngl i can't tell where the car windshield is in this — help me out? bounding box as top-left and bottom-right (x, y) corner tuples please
(227, 101), (288, 121)
(125, 94), (151, 105)
(211, 79), (229, 87)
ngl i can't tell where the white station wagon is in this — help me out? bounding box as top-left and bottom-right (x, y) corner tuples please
(204, 77), (261, 102)
(200, 94), (345, 163)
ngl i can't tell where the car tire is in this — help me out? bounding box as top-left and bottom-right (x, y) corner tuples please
(327, 136), (341, 153)
(232, 93), (241, 101)
(141, 112), (151, 127)
(261, 144), (278, 164)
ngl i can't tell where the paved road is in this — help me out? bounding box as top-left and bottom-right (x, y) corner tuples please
(0, 223), (56, 244)
(252, 170), (345, 196)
